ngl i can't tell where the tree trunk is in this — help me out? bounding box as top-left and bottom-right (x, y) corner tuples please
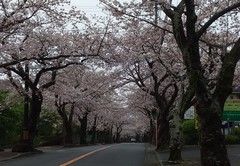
(168, 111), (183, 162)
(160, 1), (238, 164)
(149, 119), (155, 144)
(116, 130), (120, 143)
(90, 116), (97, 144)
(62, 104), (74, 145)
(184, 42), (231, 165)
(63, 120), (73, 145)
(55, 99), (74, 145)
(196, 99), (230, 166)
(157, 115), (169, 150)
(115, 125), (122, 143)
(110, 125), (113, 143)
(29, 92), (43, 146)
(13, 91), (43, 152)
(79, 113), (88, 145)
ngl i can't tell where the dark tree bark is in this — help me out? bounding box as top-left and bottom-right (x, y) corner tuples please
(61, 105), (74, 145)
(78, 112), (88, 145)
(28, 91), (43, 145)
(155, 84), (178, 150)
(157, 113), (169, 150)
(55, 96), (74, 145)
(128, 58), (178, 149)
(90, 116), (97, 144)
(161, 1), (240, 165)
(12, 91), (43, 152)
(196, 98), (230, 166)
(115, 124), (122, 143)
(149, 118), (155, 144)
(6, 63), (57, 152)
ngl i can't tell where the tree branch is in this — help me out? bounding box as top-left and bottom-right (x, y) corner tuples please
(197, 2), (240, 38)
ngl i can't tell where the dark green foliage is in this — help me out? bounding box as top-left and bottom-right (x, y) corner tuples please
(224, 127), (240, 145)
(181, 120), (198, 145)
(0, 90), (63, 147)
(225, 135), (239, 144)
(34, 110), (62, 145)
(98, 128), (112, 144)
(0, 91), (23, 147)
(232, 127), (240, 137)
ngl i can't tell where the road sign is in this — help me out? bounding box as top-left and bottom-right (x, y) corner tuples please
(222, 99), (240, 121)
(184, 106), (195, 120)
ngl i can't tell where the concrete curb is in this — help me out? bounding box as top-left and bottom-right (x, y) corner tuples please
(0, 151), (42, 162)
(0, 153), (27, 162)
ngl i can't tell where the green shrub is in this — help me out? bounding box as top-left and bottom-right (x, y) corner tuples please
(0, 91), (23, 147)
(232, 127), (240, 138)
(225, 135), (239, 144)
(181, 120), (198, 145)
(34, 110), (62, 145)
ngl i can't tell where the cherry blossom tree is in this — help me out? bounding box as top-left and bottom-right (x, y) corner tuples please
(0, 0), (106, 151)
(54, 95), (75, 145)
(4, 30), (87, 151)
(44, 62), (123, 145)
(159, 1), (240, 165)
(100, 18), (180, 150)
(127, 88), (157, 143)
(0, 0), (87, 68)
(100, 0), (240, 165)
(96, 4), (189, 160)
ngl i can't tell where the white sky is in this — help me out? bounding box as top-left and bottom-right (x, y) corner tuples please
(70, 0), (104, 17)
(69, 0), (181, 17)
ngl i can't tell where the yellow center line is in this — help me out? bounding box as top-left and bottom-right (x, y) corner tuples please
(59, 146), (112, 166)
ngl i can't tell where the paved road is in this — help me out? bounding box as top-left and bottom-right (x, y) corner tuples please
(0, 143), (145, 166)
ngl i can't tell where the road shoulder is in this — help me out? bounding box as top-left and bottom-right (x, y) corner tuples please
(144, 143), (162, 166)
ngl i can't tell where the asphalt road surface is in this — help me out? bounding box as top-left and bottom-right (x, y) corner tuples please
(0, 143), (145, 166)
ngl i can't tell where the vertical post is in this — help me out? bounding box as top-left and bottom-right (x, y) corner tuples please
(22, 63), (29, 144)
(155, 119), (158, 147)
(227, 121), (230, 135)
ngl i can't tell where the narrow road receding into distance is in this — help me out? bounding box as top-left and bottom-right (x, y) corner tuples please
(0, 143), (145, 166)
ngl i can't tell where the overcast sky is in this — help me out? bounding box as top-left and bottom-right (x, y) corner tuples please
(70, 0), (104, 17)
(69, 0), (181, 17)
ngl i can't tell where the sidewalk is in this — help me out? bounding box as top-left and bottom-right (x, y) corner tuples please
(144, 144), (162, 166)
(0, 148), (42, 162)
(0, 150), (24, 162)
(152, 144), (240, 166)
(144, 144), (199, 166)
(155, 145), (200, 166)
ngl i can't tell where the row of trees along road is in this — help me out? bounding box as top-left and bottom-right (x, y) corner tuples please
(1, 1), (240, 166)
(99, 0), (240, 166)
(0, 0), (147, 152)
